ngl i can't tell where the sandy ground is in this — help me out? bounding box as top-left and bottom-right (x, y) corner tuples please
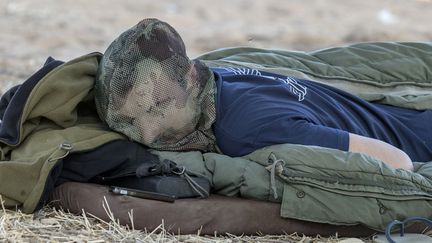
(1, 0), (432, 95)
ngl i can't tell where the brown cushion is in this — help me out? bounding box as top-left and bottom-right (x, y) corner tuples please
(49, 182), (425, 236)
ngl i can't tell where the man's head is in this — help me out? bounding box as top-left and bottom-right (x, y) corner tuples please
(95, 18), (216, 151)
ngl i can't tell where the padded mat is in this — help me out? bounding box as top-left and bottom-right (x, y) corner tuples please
(49, 182), (424, 236)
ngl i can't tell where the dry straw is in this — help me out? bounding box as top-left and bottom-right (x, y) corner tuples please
(0, 194), (367, 243)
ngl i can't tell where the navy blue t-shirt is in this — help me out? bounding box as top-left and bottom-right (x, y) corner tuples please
(212, 67), (432, 162)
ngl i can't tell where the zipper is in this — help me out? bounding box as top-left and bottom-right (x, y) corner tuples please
(99, 171), (137, 181)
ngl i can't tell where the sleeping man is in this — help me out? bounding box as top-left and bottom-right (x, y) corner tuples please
(94, 18), (432, 171)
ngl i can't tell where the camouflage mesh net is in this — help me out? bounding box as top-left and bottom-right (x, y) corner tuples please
(94, 19), (216, 151)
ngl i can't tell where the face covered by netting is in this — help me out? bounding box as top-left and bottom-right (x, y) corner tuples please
(94, 18), (217, 151)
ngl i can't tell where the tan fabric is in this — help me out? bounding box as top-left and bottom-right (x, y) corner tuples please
(48, 182), (432, 236)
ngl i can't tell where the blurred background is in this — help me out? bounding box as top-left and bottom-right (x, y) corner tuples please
(1, 0), (431, 94)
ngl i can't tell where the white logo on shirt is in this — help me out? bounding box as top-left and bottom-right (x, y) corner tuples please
(220, 67), (308, 101)
(221, 67), (262, 76)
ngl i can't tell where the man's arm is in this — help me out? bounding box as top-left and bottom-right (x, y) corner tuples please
(254, 119), (414, 171)
(348, 133), (414, 171)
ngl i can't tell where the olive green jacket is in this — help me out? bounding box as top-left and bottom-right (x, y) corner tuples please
(0, 53), (124, 213)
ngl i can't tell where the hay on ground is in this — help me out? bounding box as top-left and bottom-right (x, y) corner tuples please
(0, 195), (369, 242)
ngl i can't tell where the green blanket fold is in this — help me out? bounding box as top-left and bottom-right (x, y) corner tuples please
(155, 143), (432, 231)
(197, 42), (432, 110)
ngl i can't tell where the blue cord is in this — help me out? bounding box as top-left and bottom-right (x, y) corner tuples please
(385, 217), (432, 243)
